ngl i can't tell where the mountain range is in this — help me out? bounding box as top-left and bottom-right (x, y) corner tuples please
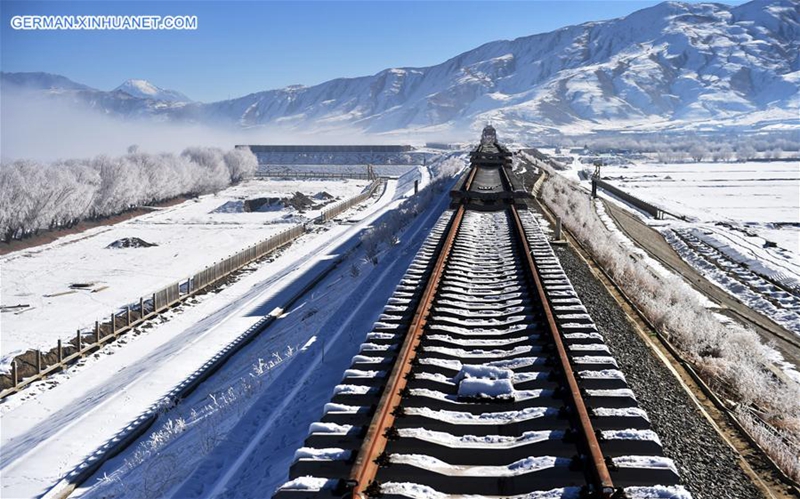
(2, 0), (798, 138)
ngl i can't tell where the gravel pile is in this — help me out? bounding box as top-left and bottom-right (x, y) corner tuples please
(552, 243), (764, 499)
(106, 237), (157, 249)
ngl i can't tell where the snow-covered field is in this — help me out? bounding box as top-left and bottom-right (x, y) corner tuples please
(0, 179), (369, 371)
(597, 161), (800, 329)
(65, 174), (450, 499)
(597, 161), (799, 254)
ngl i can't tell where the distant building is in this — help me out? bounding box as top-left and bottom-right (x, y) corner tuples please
(236, 144), (426, 166)
(237, 145), (414, 153)
(425, 142), (458, 150)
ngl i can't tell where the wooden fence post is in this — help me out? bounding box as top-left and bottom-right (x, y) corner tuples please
(11, 361), (18, 387)
(139, 297), (144, 318)
(111, 313), (116, 336)
(77, 330), (82, 353)
(58, 339), (63, 364)
(95, 321), (101, 344)
(36, 351), (42, 374)
(152, 293), (157, 313)
(127, 306), (131, 326)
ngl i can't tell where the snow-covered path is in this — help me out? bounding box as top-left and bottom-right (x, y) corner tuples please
(169, 175), (451, 499)
(0, 175), (415, 499)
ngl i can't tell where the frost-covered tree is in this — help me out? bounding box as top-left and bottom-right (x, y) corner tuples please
(181, 147), (230, 193)
(688, 144), (706, 162)
(712, 145), (733, 162)
(0, 146), (253, 242)
(736, 144), (757, 161)
(223, 148), (257, 184)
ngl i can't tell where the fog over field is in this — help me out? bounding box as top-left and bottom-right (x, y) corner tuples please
(1, 86), (465, 161)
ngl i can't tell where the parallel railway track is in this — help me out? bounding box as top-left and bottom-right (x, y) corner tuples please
(273, 129), (690, 499)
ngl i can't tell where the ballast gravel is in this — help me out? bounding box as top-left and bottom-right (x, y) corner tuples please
(551, 243), (764, 499)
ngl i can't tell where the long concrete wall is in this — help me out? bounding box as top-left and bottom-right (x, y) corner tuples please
(592, 178), (665, 219)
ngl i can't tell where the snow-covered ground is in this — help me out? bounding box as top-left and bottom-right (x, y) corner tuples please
(592, 200), (717, 308)
(66, 173), (453, 499)
(0, 164), (438, 498)
(663, 229), (800, 334)
(0, 179), (369, 371)
(537, 150), (800, 335)
(598, 161), (800, 334)
(597, 161), (799, 254)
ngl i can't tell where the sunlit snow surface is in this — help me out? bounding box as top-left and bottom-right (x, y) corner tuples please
(0, 162), (437, 498)
(0, 179), (369, 371)
(600, 160), (800, 334)
(598, 161), (799, 255)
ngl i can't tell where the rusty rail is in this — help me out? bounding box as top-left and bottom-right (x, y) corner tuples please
(510, 205), (615, 498)
(348, 167), (476, 497)
(347, 163), (614, 497)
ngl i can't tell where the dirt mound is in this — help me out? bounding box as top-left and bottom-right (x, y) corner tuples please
(244, 197), (283, 212)
(212, 193), (322, 214)
(313, 191), (335, 201)
(212, 200), (245, 213)
(106, 237), (158, 249)
(284, 192), (316, 211)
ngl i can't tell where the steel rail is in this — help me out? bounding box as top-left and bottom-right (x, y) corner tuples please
(510, 204), (615, 498)
(348, 167), (476, 498)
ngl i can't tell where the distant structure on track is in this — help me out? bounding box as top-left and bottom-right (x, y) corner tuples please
(480, 123), (497, 146)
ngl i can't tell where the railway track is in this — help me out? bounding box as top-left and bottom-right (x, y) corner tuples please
(273, 129), (690, 499)
(670, 228), (800, 315)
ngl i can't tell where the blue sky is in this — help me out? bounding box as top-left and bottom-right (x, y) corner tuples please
(2, 0), (744, 102)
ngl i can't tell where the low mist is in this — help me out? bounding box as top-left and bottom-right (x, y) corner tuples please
(0, 86), (472, 162)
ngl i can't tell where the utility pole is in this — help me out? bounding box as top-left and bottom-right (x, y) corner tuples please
(591, 161), (601, 198)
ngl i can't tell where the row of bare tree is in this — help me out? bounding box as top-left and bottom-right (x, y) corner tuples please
(552, 131), (798, 163)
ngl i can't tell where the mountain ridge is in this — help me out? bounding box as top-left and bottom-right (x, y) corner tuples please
(114, 79), (191, 103)
(3, 0), (798, 137)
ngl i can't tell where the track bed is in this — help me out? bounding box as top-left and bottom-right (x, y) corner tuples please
(273, 137), (691, 499)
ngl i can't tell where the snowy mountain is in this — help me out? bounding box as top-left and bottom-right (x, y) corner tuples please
(198, 0), (797, 135)
(1, 72), (192, 119)
(3, 0), (798, 136)
(0, 72), (93, 92)
(114, 79), (191, 102)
